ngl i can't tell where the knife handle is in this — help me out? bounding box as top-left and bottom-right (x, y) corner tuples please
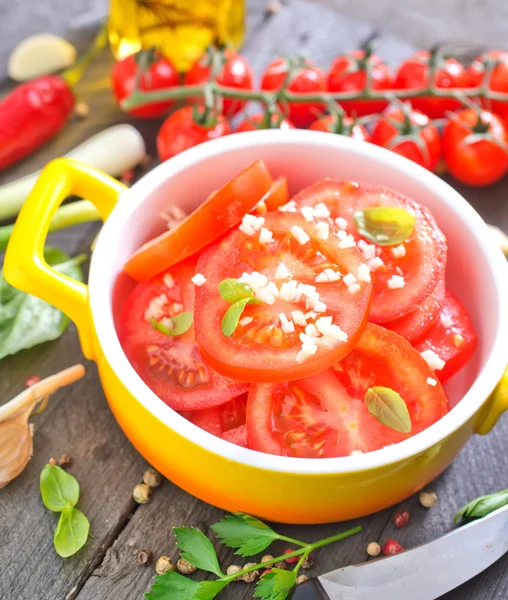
(290, 578), (329, 600)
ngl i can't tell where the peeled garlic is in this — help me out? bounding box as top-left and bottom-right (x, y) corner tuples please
(8, 34), (77, 82)
(0, 365), (85, 488)
(488, 225), (508, 257)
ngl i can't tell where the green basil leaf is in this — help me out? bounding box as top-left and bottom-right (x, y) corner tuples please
(0, 248), (85, 359)
(354, 207), (416, 246)
(145, 570), (201, 600)
(364, 386), (412, 433)
(174, 527), (224, 578)
(221, 298), (251, 337)
(219, 278), (255, 303)
(454, 489), (508, 524)
(211, 512), (281, 557)
(54, 507), (90, 557)
(254, 568), (296, 600)
(40, 464), (80, 512)
(151, 312), (193, 336)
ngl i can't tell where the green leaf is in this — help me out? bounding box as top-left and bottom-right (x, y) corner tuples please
(151, 311), (193, 336)
(174, 527), (224, 577)
(211, 513), (281, 557)
(219, 279), (255, 303)
(454, 489), (508, 524)
(145, 570), (201, 600)
(54, 507), (90, 557)
(0, 248), (85, 359)
(193, 580), (228, 600)
(354, 206), (416, 246)
(254, 569), (296, 600)
(40, 464), (80, 512)
(221, 298), (252, 337)
(364, 386), (412, 433)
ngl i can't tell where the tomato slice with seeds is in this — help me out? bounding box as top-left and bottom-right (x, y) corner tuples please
(124, 160), (273, 282)
(385, 280), (445, 343)
(292, 180), (447, 323)
(247, 324), (448, 458)
(255, 177), (289, 213)
(194, 212), (372, 383)
(414, 290), (478, 383)
(118, 256), (249, 410)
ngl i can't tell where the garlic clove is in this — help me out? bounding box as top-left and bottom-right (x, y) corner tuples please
(8, 34), (77, 82)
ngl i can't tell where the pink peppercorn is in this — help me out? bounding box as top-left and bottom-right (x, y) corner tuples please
(382, 539), (405, 555)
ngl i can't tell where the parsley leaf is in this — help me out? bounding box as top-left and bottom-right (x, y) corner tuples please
(151, 312), (193, 336)
(145, 570), (200, 600)
(54, 507), (90, 558)
(254, 569), (296, 600)
(194, 580), (228, 600)
(354, 206), (415, 246)
(219, 279), (256, 303)
(174, 527), (224, 577)
(221, 298), (252, 336)
(40, 464), (79, 512)
(211, 512), (280, 556)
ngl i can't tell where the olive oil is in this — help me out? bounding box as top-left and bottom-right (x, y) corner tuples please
(108, 0), (245, 72)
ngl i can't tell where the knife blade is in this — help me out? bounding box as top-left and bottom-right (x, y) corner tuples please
(291, 503), (508, 600)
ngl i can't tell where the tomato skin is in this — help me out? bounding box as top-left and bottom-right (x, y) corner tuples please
(327, 51), (394, 116)
(247, 324), (448, 458)
(184, 50), (254, 116)
(469, 51), (508, 119)
(309, 115), (370, 142)
(118, 257), (249, 410)
(235, 114), (295, 132)
(442, 109), (508, 186)
(370, 108), (441, 171)
(393, 51), (471, 118)
(157, 107), (230, 162)
(255, 177), (290, 213)
(125, 160), (273, 281)
(112, 53), (179, 118)
(415, 290), (478, 383)
(260, 58), (326, 127)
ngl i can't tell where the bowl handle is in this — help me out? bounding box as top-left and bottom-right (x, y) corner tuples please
(475, 366), (508, 434)
(4, 158), (126, 360)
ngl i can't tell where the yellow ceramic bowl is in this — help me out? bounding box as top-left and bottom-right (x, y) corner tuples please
(5, 131), (508, 524)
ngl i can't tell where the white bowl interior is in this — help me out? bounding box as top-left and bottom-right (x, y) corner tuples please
(92, 130), (508, 473)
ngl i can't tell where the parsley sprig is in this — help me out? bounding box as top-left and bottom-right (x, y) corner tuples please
(145, 512), (362, 600)
(219, 279), (261, 336)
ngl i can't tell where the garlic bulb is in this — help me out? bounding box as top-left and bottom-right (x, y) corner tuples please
(0, 365), (85, 488)
(8, 34), (77, 82)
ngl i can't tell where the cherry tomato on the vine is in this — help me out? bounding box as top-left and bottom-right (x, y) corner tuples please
(157, 106), (230, 162)
(370, 107), (441, 171)
(442, 108), (508, 186)
(184, 49), (254, 117)
(469, 50), (508, 119)
(393, 51), (471, 118)
(235, 113), (295, 132)
(327, 50), (394, 116)
(309, 114), (370, 142)
(112, 50), (179, 118)
(260, 58), (326, 128)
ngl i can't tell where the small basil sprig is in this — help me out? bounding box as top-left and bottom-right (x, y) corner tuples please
(364, 386), (412, 433)
(454, 489), (508, 524)
(354, 206), (416, 246)
(40, 464), (90, 557)
(219, 279), (260, 337)
(151, 312), (193, 336)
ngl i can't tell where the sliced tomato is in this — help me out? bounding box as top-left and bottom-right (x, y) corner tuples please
(385, 280), (445, 343)
(247, 324), (448, 458)
(255, 177), (289, 213)
(415, 290), (478, 383)
(124, 160), (273, 282)
(292, 180), (446, 323)
(194, 212), (372, 383)
(117, 256), (248, 410)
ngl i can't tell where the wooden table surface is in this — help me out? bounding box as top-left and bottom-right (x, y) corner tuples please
(1, 2), (508, 599)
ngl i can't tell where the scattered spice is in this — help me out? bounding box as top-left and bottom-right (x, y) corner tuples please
(296, 575), (309, 585)
(239, 563), (259, 583)
(274, 560), (287, 569)
(227, 565), (241, 576)
(155, 555), (174, 574)
(48, 457), (57, 466)
(366, 541), (381, 557)
(143, 467), (162, 488)
(301, 554), (313, 569)
(56, 454), (72, 468)
(261, 554), (274, 563)
(25, 375), (41, 387)
(394, 509), (410, 528)
(177, 558), (197, 575)
(382, 539), (405, 555)
(137, 549), (153, 566)
(133, 483), (151, 504)
(74, 102), (89, 120)
(419, 491), (438, 508)
(283, 549), (299, 564)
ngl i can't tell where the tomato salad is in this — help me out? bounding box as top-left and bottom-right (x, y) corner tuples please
(117, 161), (478, 458)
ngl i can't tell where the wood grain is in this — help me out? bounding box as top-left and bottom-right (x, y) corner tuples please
(0, 1), (508, 599)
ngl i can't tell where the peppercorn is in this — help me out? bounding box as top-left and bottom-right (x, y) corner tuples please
(56, 454), (72, 468)
(261, 554), (274, 564)
(137, 549), (152, 566)
(177, 558), (197, 575)
(239, 563), (259, 583)
(366, 541), (381, 557)
(48, 457), (56, 466)
(74, 102), (89, 120)
(284, 549), (298, 564)
(26, 375), (41, 387)
(382, 539), (405, 555)
(143, 467), (162, 489)
(394, 509), (410, 528)
(274, 561), (287, 569)
(419, 491), (438, 508)
(155, 556), (174, 574)
(301, 554), (313, 569)
(227, 565), (241, 576)
(296, 575), (309, 585)
(133, 483), (151, 504)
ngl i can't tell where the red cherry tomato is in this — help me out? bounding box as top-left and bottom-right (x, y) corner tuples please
(246, 324), (448, 458)
(184, 49), (254, 117)
(469, 51), (508, 119)
(235, 113), (295, 132)
(260, 58), (326, 127)
(442, 108), (508, 186)
(157, 106), (230, 162)
(118, 256), (249, 410)
(393, 51), (471, 118)
(112, 51), (179, 118)
(327, 50), (394, 117)
(415, 290), (478, 383)
(309, 114), (370, 142)
(370, 107), (442, 171)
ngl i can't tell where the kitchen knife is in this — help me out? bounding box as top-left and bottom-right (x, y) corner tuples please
(291, 503), (508, 600)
